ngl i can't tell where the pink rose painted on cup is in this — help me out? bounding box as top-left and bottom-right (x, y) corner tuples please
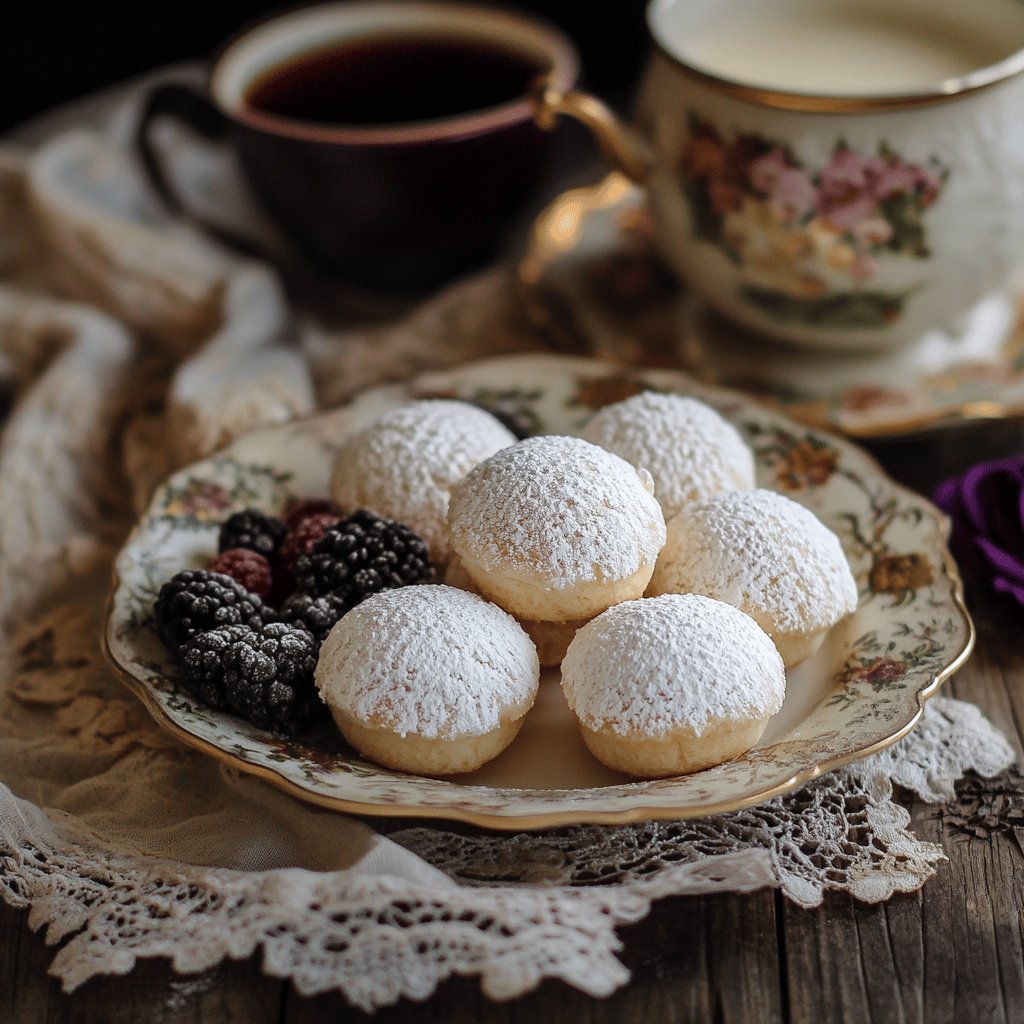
(680, 117), (949, 328)
(748, 148), (816, 224)
(816, 148), (878, 230)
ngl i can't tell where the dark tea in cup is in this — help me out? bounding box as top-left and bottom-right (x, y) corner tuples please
(137, 2), (578, 290)
(245, 36), (548, 126)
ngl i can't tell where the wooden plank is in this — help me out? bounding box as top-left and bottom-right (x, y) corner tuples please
(782, 804), (1024, 1024)
(281, 892), (783, 1024)
(0, 901), (285, 1024)
(783, 580), (1024, 1024)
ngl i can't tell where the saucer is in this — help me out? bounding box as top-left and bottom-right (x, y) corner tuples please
(519, 174), (1024, 438)
(106, 354), (972, 829)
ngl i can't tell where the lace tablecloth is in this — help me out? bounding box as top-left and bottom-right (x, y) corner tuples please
(0, 72), (1013, 1010)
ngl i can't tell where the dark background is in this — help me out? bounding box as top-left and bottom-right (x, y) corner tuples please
(1, 0), (650, 131)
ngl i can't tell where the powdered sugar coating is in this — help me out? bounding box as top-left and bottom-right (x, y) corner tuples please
(562, 594), (785, 737)
(330, 400), (516, 565)
(447, 435), (666, 589)
(648, 489), (859, 638)
(315, 585), (539, 740)
(582, 392), (755, 521)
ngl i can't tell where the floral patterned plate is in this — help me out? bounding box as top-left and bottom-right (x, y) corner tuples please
(520, 174), (1024, 438)
(106, 354), (974, 829)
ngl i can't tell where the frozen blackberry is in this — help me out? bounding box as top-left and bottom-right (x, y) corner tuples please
(179, 624), (251, 709)
(293, 509), (433, 605)
(154, 570), (270, 651)
(218, 508), (287, 559)
(207, 548), (273, 599)
(281, 592), (348, 645)
(181, 621), (321, 734)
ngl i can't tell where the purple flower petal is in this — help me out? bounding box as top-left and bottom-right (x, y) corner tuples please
(932, 454), (1024, 605)
(975, 536), (1024, 585)
(933, 475), (963, 517)
(964, 463), (1024, 559)
(993, 574), (1024, 604)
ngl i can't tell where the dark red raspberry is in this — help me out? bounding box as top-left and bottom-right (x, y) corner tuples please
(208, 548), (273, 600)
(285, 498), (342, 531)
(278, 512), (342, 573)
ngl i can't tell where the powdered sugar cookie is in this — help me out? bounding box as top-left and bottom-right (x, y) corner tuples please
(330, 400), (516, 566)
(561, 593), (785, 777)
(315, 585), (539, 775)
(582, 391), (755, 520)
(647, 489), (858, 666)
(447, 436), (666, 622)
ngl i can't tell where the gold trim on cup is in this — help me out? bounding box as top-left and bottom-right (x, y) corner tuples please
(212, 1), (580, 146)
(531, 81), (652, 182)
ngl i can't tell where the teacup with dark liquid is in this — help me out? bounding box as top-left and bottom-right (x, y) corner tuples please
(137, 2), (578, 290)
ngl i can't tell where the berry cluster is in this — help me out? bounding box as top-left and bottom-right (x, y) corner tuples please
(153, 499), (434, 734)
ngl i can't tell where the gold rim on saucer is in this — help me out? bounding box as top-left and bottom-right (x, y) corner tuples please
(518, 174), (1024, 439)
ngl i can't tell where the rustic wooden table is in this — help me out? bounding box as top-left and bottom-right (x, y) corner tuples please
(2, 420), (1023, 1023)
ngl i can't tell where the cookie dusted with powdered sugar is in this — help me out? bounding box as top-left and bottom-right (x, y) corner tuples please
(330, 400), (516, 566)
(561, 593), (785, 777)
(315, 585), (539, 775)
(647, 489), (858, 666)
(581, 391), (755, 521)
(447, 435), (667, 623)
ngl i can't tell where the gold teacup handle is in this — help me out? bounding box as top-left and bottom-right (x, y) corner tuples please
(531, 81), (653, 185)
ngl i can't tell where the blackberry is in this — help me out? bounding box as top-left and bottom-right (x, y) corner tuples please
(218, 508), (287, 559)
(181, 622), (321, 734)
(179, 624), (250, 708)
(293, 509), (433, 605)
(154, 570), (270, 651)
(281, 592), (348, 645)
(207, 548), (273, 599)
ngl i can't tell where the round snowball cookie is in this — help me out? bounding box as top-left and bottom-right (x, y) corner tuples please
(444, 556), (584, 667)
(561, 594), (785, 778)
(582, 391), (755, 521)
(316, 585), (539, 775)
(447, 436), (667, 622)
(330, 400), (516, 566)
(648, 489), (858, 666)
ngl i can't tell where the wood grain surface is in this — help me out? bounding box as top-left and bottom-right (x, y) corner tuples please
(2, 423), (1023, 1023)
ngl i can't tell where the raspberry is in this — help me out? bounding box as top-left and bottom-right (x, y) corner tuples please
(154, 570), (270, 652)
(284, 498), (342, 530)
(218, 508), (287, 560)
(278, 512), (342, 573)
(292, 509), (433, 604)
(207, 548), (273, 599)
(181, 622), (321, 734)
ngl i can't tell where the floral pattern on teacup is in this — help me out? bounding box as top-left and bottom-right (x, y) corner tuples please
(680, 117), (948, 328)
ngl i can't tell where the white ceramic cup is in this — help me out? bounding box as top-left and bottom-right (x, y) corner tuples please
(534, 0), (1024, 351)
